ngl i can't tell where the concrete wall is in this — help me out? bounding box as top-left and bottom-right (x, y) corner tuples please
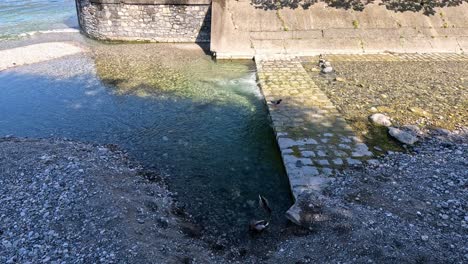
(211, 0), (468, 58)
(76, 0), (211, 42)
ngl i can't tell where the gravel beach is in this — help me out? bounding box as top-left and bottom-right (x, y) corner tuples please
(0, 137), (223, 264)
(1, 131), (466, 263)
(264, 128), (468, 264)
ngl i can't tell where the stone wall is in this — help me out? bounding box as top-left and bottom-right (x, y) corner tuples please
(76, 0), (211, 42)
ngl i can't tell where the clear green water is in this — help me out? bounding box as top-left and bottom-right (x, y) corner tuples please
(0, 0), (77, 40)
(0, 43), (292, 246)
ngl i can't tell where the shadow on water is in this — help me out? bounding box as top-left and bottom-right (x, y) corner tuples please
(251, 0), (467, 15)
(0, 48), (294, 257)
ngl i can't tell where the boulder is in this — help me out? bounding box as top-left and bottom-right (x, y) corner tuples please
(286, 191), (328, 227)
(286, 191), (351, 228)
(402, 125), (423, 136)
(369, 113), (392, 127)
(388, 127), (418, 145)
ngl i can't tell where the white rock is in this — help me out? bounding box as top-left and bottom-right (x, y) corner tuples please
(369, 113), (392, 127)
(321, 66), (333, 74)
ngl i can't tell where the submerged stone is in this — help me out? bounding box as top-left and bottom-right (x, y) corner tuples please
(409, 107), (432, 117)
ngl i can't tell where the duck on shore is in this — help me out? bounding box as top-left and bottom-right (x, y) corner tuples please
(318, 54), (334, 74)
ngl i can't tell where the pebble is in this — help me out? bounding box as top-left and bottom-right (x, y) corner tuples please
(0, 138), (218, 263)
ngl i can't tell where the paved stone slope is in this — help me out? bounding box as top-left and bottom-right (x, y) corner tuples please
(256, 56), (373, 200)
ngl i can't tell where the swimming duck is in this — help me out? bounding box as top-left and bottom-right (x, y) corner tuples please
(258, 195), (272, 216)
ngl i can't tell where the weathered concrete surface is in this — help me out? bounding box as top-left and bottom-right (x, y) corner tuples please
(76, 0), (211, 42)
(255, 55), (373, 223)
(0, 42), (85, 71)
(309, 53), (468, 62)
(211, 0), (468, 58)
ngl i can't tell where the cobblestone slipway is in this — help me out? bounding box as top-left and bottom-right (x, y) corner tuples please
(255, 56), (374, 200)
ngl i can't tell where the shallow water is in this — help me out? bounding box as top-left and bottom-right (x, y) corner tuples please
(0, 44), (292, 246)
(0, 0), (77, 40)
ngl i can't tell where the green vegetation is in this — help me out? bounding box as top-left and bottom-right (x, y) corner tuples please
(352, 20), (359, 29)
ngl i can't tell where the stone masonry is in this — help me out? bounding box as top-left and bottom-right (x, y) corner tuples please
(256, 56), (374, 205)
(76, 0), (211, 42)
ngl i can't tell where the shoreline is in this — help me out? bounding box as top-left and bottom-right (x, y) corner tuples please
(0, 41), (86, 71)
(1, 129), (466, 263)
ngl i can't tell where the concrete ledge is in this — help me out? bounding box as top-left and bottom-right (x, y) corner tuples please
(210, 1), (468, 58)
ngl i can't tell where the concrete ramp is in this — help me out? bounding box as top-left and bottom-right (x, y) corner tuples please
(210, 0), (468, 58)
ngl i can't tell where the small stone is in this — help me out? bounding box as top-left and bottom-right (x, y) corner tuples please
(441, 214), (449, 220)
(388, 127), (418, 145)
(347, 158), (362, 166)
(296, 160), (303, 167)
(317, 160), (329, 166)
(421, 235), (429, 241)
(369, 113), (392, 127)
(334, 77), (345, 82)
(332, 158), (343, 165)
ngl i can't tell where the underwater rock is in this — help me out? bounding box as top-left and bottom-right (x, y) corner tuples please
(369, 113), (392, 127)
(388, 127), (418, 145)
(408, 107), (432, 117)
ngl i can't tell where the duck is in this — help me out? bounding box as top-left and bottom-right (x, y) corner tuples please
(318, 55), (334, 74)
(269, 99), (282, 106)
(318, 54), (326, 68)
(249, 219), (269, 232)
(258, 195), (272, 216)
(321, 61), (334, 74)
(249, 195), (273, 233)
